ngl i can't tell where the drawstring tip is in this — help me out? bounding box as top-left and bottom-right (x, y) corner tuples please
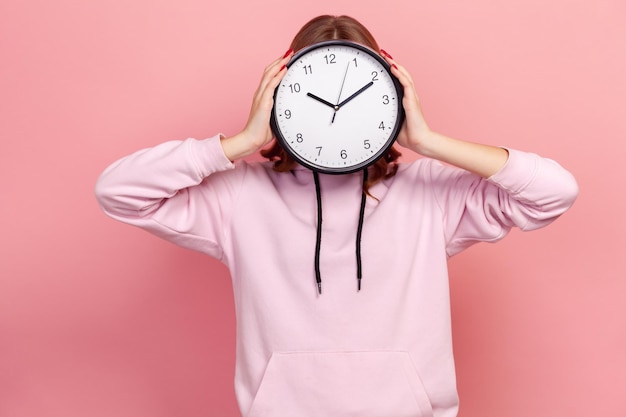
(357, 278), (361, 291)
(317, 282), (322, 295)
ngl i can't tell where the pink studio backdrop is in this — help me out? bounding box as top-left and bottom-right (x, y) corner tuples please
(1, 0), (624, 416)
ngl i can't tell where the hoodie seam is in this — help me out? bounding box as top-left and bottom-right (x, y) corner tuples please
(146, 217), (226, 262)
(185, 138), (206, 182)
(426, 160), (452, 257)
(183, 138), (244, 264)
(221, 162), (248, 267)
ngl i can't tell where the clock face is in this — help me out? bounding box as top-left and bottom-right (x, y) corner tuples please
(271, 40), (404, 174)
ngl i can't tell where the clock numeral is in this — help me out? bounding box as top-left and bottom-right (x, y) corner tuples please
(284, 109), (292, 119)
(371, 71), (379, 82)
(340, 149), (348, 159)
(288, 83), (301, 93)
(363, 140), (371, 149)
(303, 64), (313, 75)
(382, 95), (390, 105)
(296, 133), (304, 143)
(316, 146), (322, 156)
(352, 58), (358, 67)
(379, 121), (385, 130)
(324, 54), (336, 64)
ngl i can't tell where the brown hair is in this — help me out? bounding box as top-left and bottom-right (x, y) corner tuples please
(260, 15), (401, 191)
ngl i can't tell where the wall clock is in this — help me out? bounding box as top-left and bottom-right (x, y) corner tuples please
(271, 40), (404, 174)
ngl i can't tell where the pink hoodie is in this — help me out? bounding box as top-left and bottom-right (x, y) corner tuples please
(95, 135), (578, 417)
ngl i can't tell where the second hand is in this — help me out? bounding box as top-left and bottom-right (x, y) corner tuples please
(332, 61), (351, 124)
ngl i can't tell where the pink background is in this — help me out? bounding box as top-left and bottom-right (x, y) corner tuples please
(1, 0), (624, 416)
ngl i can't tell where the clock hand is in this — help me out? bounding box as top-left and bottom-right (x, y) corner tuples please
(335, 62), (351, 104)
(336, 81), (374, 109)
(331, 62), (351, 124)
(307, 92), (339, 110)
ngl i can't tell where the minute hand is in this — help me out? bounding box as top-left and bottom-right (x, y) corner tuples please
(336, 81), (374, 109)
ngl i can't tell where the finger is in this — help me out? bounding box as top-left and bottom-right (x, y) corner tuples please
(262, 49), (293, 76)
(391, 63), (414, 90)
(257, 62), (289, 112)
(380, 52), (421, 107)
(254, 54), (293, 112)
(257, 49), (294, 98)
(266, 48), (294, 71)
(380, 50), (415, 88)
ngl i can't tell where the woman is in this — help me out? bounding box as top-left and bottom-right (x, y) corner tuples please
(95, 15), (578, 417)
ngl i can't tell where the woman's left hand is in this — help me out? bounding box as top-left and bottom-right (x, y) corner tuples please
(380, 49), (509, 177)
(380, 50), (434, 155)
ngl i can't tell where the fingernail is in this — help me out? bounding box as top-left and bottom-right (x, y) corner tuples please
(283, 48), (293, 58)
(391, 63), (398, 70)
(280, 64), (286, 71)
(380, 49), (393, 59)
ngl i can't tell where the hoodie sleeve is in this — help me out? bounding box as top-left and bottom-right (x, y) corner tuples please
(94, 135), (242, 261)
(428, 148), (579, 257)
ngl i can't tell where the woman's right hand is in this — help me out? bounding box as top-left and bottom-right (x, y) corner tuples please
(221, 49), (294, 161)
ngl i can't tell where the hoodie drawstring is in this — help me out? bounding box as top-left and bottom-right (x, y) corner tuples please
(313, 171), (323, 295)
(356, 168), (368, 291)
(312, 169), (368, 295)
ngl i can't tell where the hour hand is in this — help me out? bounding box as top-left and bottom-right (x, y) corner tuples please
(307, 92), (339, 110)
